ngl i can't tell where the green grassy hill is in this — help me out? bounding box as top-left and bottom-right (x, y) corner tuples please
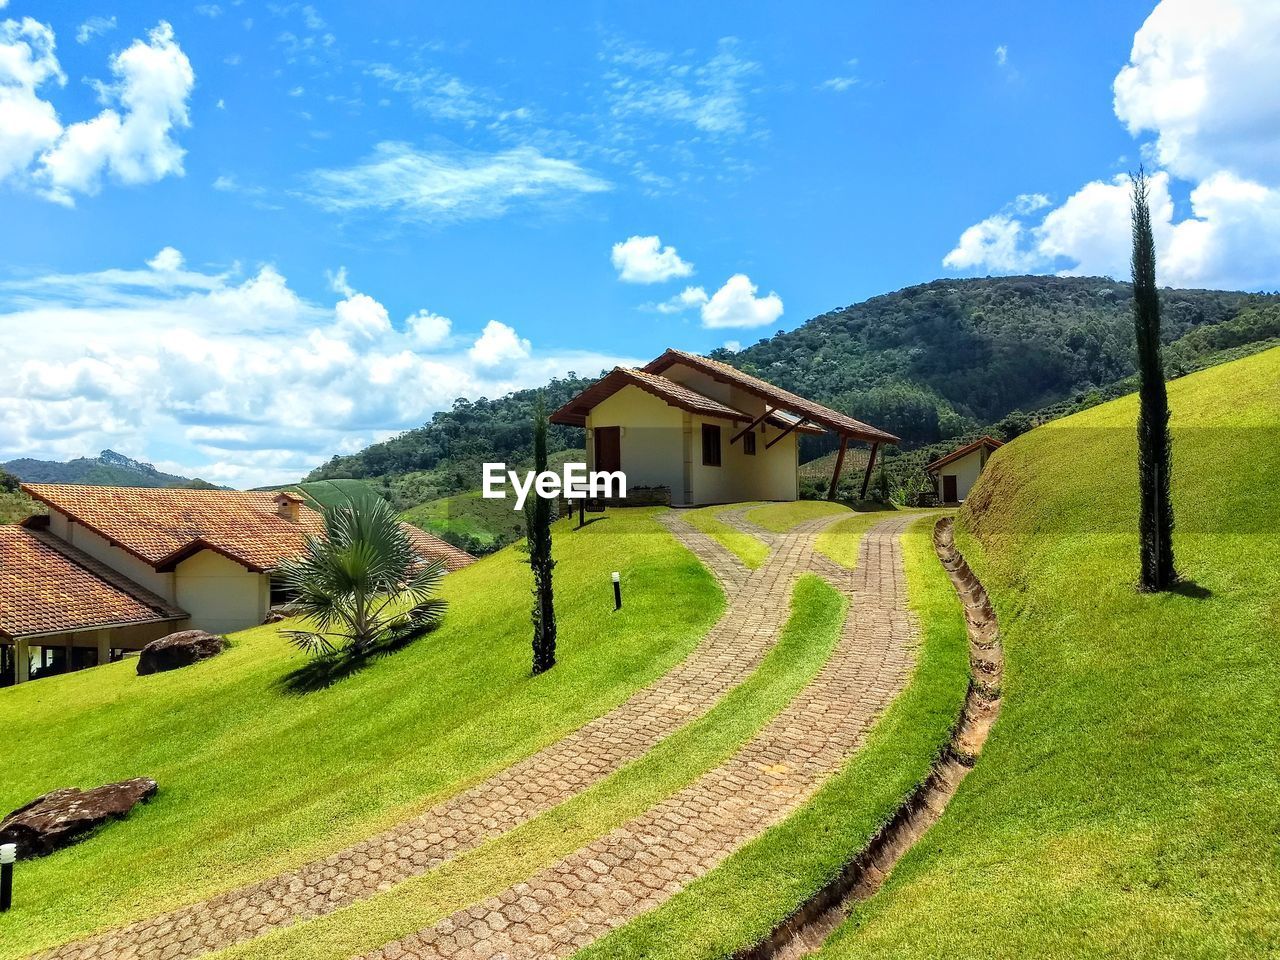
(400, 449), (587, 553)
(818, 346), (1280, 957)
(0, 509), (720, 958)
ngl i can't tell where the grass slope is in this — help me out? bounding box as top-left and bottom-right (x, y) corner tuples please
(820, 346), (1280, 958)
(216, 575), (846, 960)
(683, 504), (770, 569)
(0, 509), (720, 958)
(401, 490), (528, 553)
(573, 512), (970, 960)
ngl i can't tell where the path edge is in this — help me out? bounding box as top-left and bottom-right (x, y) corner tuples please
(730, 515), (1005, 960)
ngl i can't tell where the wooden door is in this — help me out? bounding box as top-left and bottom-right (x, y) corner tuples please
(942, 474), (958, 503)
(594, 426), (621, 472)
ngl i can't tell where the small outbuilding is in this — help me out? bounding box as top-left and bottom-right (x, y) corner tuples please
(925, 436), (1004, 505)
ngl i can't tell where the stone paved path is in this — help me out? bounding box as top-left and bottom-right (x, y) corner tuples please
(36, 512), (844, 960)
(358, 513), (917, 960)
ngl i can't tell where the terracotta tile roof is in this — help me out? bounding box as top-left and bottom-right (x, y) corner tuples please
(549, 367), (824, 434)
(924, 435), (1004, 473)
(22, 484), (329, 572)
(0, 526), (186, 640)
(403, 525), (476, 572)
(644, 348), (900, 444)
(20, 485), (477, 574)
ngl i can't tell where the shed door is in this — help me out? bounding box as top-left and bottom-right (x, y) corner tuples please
(942, 474), (958, 503)
(595, 426), (621, 473)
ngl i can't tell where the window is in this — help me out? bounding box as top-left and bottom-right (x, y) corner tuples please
(742, 431), (757, 456)
(702, 423), (722, 466)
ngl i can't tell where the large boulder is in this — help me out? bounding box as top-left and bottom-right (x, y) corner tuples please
(137, 629), (228, 675)
(0, 778), (158, 858)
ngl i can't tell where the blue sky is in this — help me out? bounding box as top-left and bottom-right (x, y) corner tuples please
(1, 0), (1277, 485)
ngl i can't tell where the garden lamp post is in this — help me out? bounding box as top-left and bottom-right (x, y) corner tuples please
(0, 842), (15, 912)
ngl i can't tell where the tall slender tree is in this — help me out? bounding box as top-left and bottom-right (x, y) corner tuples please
(526, 394), (557, 673)
(1130, 168), (1177, 591)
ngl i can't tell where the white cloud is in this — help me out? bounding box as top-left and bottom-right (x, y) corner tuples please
(146, 245), (184, 271)
(301, 143), (611, 225)
(944, 0), (1280, 290)
(5, 19), (196, 205)
(699, 274), (784, 329)
(650, 285), (710, 315)
(76, 16), (116, 44)
(1113, 0), (1280, 182)
(942, 214), (1036, 273)
(367, 62), (498, 125)
(723, 340), (742, 353)
(995, 44), (1008, 66)
(1013, 192), (1051, 214)
(406, 309), (451, 348)
(610, 234), (694, 284)
(0, 17), (66, 181)
(603, 37), (759, 136)
(468, 319), (530, 368)
(819, 59), (859, 93)
(0, 252), (635, 486)
(334, 292), (391, 340)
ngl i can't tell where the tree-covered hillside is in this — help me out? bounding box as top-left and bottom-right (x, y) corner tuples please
(714, 276), (1279, 448)
(305, 277), (1280, 514)
(306, 375), (596, 509)
(2, 449), (219, 489)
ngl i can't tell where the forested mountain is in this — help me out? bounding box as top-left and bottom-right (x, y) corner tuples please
(712, 276), (1279, 448)
(306, 376), (596, 508)
(1, 449), (218, 489)
(306, 276), (1280, 510)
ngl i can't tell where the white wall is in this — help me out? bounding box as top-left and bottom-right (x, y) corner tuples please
(174, 550), (269, 635)
(584, 380), (800, 507)
(688, 415), (797, 505)
(588, 387), (688, 503)
(55, 513), (178, 602)
(937, 448), (986, 502)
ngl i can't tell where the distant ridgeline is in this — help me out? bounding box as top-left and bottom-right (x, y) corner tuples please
(0, 449), (221, 489)
(306, 276), (1280, 512)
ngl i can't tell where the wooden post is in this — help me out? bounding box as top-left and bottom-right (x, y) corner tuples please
(765, 417), (808, 450)
(826, 436), (848, 501)
(96, 630), (110, 668)
(14, 639), (29, 684)
(860, 442), (880, 500)
(730, 406), (773, 445)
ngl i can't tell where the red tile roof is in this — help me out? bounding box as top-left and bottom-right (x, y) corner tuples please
(549, 367), (824, 434)
(924, 435), (1005, 473)
(404, 525), (477, 572)
(22, 484), (329, 572)
(0, 526), (185, 640)
(20, 485), (476, 573)
(644, 348), (899, 444)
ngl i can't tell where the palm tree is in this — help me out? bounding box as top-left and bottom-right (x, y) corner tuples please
(277, 492), (447, 657)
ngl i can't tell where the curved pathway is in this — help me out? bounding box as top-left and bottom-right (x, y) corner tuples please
(358, 513), (917, 960)
(35, 513), (840, 960)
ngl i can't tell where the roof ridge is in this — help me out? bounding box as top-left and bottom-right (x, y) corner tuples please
(28, 529), (187, 619)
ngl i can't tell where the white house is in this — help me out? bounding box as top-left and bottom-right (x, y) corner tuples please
(1, 485), (473, 685)
(551, 348), (898, 506)
(925, 436), (1004, 504)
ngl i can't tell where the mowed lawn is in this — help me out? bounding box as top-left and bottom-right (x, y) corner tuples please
(0, 509), (721, 959)
(821, 347), (1280, 958)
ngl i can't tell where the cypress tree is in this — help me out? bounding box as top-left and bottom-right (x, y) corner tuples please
(526, 394), (557, 673)
(1130, 168), (1177, 591)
